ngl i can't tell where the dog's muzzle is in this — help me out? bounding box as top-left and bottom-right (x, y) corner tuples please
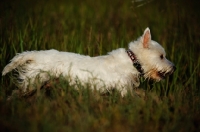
(158, 65), (176, 79)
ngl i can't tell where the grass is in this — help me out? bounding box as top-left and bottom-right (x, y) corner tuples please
(1, 0), (200, 131)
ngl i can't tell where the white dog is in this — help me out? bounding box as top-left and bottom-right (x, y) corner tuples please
(2, 28), (175, 96)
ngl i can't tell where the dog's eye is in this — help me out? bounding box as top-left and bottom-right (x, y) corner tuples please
(160, 55), (164, 59)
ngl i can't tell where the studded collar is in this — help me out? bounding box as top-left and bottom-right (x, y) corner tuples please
(126, 49), (144, 76)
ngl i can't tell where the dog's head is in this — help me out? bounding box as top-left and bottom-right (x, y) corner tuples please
(129, 27), (176, 81)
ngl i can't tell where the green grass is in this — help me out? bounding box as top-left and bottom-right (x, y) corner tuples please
(1, 0), (200, 131)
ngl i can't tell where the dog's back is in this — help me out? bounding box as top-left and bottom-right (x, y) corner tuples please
(2, 49), (137, 95)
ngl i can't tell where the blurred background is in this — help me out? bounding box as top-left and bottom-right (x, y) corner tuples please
(0, 0), (200, 131)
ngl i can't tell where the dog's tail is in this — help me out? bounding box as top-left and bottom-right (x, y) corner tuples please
(2, 51), (35, 76)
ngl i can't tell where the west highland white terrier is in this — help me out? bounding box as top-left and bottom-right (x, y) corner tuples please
(2, 27), (176, 96)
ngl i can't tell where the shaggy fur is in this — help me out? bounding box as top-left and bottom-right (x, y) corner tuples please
(2, 28), (175, 96)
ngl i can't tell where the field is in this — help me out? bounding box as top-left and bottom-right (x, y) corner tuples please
(0, 0), (200, 131)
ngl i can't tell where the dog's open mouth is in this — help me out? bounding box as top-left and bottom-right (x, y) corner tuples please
(157, 68), (175, 79)
(158, 71), (167, 79)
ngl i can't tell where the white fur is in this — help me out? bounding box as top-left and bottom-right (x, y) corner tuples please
(2, 27), (175, 96)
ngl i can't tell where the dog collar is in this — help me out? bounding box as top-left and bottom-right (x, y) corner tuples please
(126, 49), (144, 75)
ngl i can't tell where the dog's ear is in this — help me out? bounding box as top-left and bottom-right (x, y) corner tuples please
(141, 27), (151, 48)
